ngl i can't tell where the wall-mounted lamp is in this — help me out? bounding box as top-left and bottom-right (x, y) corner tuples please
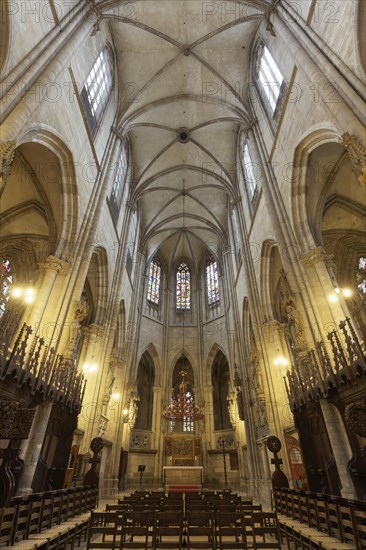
(111, 390), (121, 401)
(273, 355), (288, 367)
(329, 286), (353, 302)
(83, 362), (98, 374)
(11, 286), (35, 304)
(329, 275), (353, 302)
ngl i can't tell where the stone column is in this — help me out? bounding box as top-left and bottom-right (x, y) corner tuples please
(151, 386), (163, 485)
(319, 400), (355, 499)
(200, 385), (214, 483)
(17, 401), (53, 495)
(79, 324), (105, 454)
(26, 255), (70, 336)
(261, 321), (292, 480)
(300, 247), (353, 339)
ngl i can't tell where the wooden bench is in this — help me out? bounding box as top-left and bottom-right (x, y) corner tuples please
(0, 486), (98, 549)
(274, 488), (366, 549)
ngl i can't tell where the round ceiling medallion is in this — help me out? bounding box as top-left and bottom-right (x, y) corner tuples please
(178, 128), (189, 143)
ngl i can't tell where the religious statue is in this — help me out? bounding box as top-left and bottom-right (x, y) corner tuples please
(285, 299), (305, 350)
(74, 296), (89, 324)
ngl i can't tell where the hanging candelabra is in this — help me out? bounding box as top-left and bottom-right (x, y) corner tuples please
(162, 369), (204, 423)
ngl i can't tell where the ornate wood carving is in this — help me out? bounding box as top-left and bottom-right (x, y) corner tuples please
(0, 401), (36, 506)
(345, 401), (366, 438)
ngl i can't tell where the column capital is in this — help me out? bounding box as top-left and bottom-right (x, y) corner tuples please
(86, 323), (105, 340)
(0, 140), (16, 186)
(299, 246), (334, 268)
(262, 319), (283, 329)
(39, 255), (70, 276)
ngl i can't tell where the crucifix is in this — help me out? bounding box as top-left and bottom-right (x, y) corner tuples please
(266, 435), (289, 490)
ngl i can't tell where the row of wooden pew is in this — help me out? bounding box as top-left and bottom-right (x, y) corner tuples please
(0, 485), (98, 549)
(274, 487), (366, 549)
(87, 490), (282, 549)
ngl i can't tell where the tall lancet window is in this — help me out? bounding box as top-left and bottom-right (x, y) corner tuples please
(147, 257), (161, 305)
(257, 45), (284, 113)
(206, 256), (219, 305)
(1, 259), (13, 317)
(110, 143), (127, 218)
(176, 263), (191, 309)
(243, 144), (257, 200)
(81, 46), (113, 135)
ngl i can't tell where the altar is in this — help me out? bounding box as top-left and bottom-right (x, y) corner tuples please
(163, 466), (203, 492)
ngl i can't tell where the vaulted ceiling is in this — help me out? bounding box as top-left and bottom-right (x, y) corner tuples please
(99, 0), (275, 273)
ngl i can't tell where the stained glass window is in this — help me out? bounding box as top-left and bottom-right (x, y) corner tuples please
(243, 144), (257, 199)
(183, 393), (194, 432)
(1, 259), (13, 317)
(147, 257), (161, 305)
(81, 46), (113, 134)
(176, 263), (191, 309)
(357, 257), (366, 294)
(206, 257), (219, 305)
(258, 45), (284, 113)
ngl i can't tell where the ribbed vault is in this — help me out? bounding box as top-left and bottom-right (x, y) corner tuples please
(100, 0), (276, 267)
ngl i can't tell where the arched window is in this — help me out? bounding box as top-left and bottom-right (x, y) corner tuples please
(243, 143), (257, 200)
(176, 263), (191, 309)
(206, 257), (219, 305)
(147, 257), (161, 305)
(255, 43), (284, 114)
(81, 45), (114, 135)
(290, 448), (303, 464)
(357, 256), (366, 294)
(1, 258), (13, 317)
(110, 143), (127, 219)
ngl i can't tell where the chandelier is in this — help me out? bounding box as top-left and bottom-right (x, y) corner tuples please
(162, 369), (204, 422)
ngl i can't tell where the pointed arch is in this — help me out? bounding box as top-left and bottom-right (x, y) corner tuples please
(168, 347), (197, 388)
(15, 128), (79, 261)
(0, 0), (10, 75)
(290, 128), (343, 254)
(135, 350), (156, 430)
(87, 246), (109, 326)
(260, 239), (278, 323)
(211, 349), (231, 431)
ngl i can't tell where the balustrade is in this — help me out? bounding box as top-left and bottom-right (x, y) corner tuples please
(284, 317), (366, 409)
(0, 311), (85, 413)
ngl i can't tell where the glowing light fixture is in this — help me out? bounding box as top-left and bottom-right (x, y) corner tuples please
(274, 355), (288, 367)
(11, 286), (35, 303)
(83, 362), (98, 373)
(162, 369), (204, 422)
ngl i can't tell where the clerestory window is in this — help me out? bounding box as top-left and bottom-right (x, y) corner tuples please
(206, 257), (219, 305)
(147, 257), (161, 305)
(256, 44), (284, 114)
(243, 143), (258, 200)
(176, 263), (191, 310)
(81, 46), (113, 135)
